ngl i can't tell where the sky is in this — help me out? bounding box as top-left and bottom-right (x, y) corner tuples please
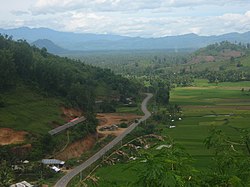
(0, 0), (250, 37)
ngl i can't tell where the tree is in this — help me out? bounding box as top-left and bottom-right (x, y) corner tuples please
(0, 50), (16, 90)
(155, 83), (170, 105)
(0, 160), (14, 187)
(203, 128), (250, 186)
(12, 40), (33, 80)
(134, 145), (200, 187)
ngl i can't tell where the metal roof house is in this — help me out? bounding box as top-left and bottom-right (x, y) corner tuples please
(10, 181), (34, 187)
(41, 159), (65, 166)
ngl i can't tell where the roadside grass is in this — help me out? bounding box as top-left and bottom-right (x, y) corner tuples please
(94, 163), (139, 187)
(85, 79), (250, 185)
(116, 94), (145, 115)
(0, 85), (64, 135)
(116, 106), (139, 113)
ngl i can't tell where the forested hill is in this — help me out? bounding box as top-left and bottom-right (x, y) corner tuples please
(32, 39), (69, 54)
(0, 35), (139, 112)
(181, 41), (250, 83)
(190, 41), (248, 64)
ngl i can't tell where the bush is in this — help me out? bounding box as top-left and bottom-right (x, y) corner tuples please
(119, 123), (128, 128)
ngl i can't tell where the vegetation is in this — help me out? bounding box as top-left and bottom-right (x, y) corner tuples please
(0, 35), (140, 185)
(77, 79), (250, 186)
(0, 35), (139, 111)
(79, 41), (250, 89)
(1, 37), (250, 186)
(66, 41), (250, 186)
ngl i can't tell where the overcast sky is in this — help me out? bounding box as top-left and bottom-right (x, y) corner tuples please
(0, 0), (250, 37)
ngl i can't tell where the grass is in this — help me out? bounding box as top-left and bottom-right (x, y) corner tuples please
(116, 94), (145, 115)
(0, 84), (64, 135)
(167, 79), (250, 167)
(116, 106), (140, 114)
(83, 79), (250, 185)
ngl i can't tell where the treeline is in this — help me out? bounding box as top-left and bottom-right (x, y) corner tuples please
(194, 41), (249, 56)
(0, 35), (139, 111)
(194, 69), (249, 83)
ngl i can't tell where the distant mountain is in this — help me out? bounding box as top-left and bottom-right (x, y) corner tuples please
(1, 27), (250, 51)
(32, 39), (69, 54)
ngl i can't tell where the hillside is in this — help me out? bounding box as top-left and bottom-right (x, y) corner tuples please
(80, 41), (250, 88)
(182, 41), (250, 83)
(32, 39), (69, 54)
(1, 27), (250, 51)
(190, 41), (247, 64)
(0, 34), (139, 164)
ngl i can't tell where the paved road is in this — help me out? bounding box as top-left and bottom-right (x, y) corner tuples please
(48, 117), (86, 135)
(54, 93), (153, 187)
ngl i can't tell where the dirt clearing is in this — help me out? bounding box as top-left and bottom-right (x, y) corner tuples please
(56, 113), (141, 160)
(61, 107), (83, 122)
(97, 113), (141, 136)
(56, 134), (97, 160)
(0, 128), (27, 145)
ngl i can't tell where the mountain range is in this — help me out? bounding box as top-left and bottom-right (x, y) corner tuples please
(1, 27), (250, 54)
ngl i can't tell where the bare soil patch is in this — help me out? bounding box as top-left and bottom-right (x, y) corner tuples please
(221, 50), (243, 58)
(56, 113), (141, 160)
(97, 113), (141, 126)
(192, 55), (215, 63)
(61, 106), (83, 122)
(56, 134), (97, 160)
(96, 113), (141, 136)
(0, 128), (27, 145)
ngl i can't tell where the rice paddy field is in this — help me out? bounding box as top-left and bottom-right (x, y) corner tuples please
(82, 79), (250, 186)
(166, 79), (250, 168)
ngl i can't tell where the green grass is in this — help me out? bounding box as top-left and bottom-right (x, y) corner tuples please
(84, 79), (250, 185)
(194, 79), (250, 87)
(167, 79), (250, 167)
(0, 85), (64, 134)
(94, 163), (139, 187)
(116, 106), (140, 114)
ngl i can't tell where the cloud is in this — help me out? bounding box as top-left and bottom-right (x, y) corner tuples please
(44, 10), (249, 37)
(1, 0), (250, 37)
(31, 0), (249, 15)
(11, 10), (30, 16)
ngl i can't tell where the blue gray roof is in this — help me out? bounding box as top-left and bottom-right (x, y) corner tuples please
(42, 159), (65, 165)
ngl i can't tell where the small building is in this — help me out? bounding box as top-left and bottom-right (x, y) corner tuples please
(10, 181), (34, 187)
(169, 125), (176, 129)
(41, 159), (65, 168)
(23, 160), (29, 164)
(51, 166), (61, 172)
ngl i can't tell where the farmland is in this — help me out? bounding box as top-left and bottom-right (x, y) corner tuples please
(85, 79), (250, 186)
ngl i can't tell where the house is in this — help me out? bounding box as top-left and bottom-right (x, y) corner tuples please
(51, 166), (60, 172)
(10, 181), (34, 187)
(41, 159), (65, 167)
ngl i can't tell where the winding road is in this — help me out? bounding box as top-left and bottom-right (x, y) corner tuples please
(54, 93), (153, 187)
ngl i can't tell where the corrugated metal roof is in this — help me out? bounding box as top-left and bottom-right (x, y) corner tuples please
(10, 181), (34, 187)
(42, 159), (65, 165)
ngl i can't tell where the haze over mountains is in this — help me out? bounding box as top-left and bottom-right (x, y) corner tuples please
(1, 27), (250, 54)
